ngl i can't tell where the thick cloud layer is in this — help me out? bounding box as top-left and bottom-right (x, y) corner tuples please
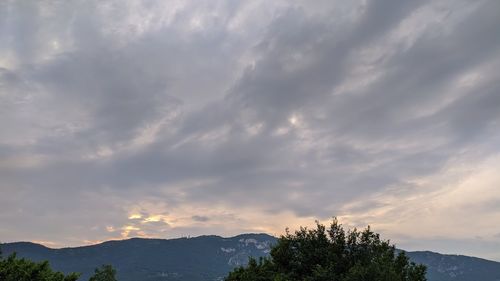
(1, 0), (500, 260)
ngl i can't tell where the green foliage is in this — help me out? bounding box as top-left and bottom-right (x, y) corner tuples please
(89, 264), (118, 281)
(226, 218), (427, 281)
(0, 244), (119, 281)
(0, 251), (80, 281)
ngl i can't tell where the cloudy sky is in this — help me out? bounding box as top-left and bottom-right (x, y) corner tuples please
(1, 0), (500, 260)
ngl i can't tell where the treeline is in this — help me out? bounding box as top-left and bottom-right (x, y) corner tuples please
(0, 247), (117, 281)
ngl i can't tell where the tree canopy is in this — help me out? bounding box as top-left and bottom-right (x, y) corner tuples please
(0, 252), (80, 281)
(226, 219), (426, 281)
(89, 264), (118, 281)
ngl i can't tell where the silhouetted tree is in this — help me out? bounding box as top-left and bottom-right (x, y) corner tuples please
(89, 264), (117, 281)
(0, 251), (80, 281)
(226, 218), (426, 281)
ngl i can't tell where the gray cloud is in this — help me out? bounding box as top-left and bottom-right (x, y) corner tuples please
(1, 0), (500, 261)
(192, 215), (210, 222)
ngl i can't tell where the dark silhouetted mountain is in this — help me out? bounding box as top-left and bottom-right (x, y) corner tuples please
(2, 235), (500, 281)
(406, 251), (500, 281)
(1, 234), (274, 281)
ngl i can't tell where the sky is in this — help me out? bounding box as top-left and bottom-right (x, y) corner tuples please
(1, 0), (500, 261)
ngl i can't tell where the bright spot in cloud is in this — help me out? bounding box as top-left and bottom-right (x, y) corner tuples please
(51, 40), (60, 50)
(143, 215), (167, 223)
(128, 214), (142, 220)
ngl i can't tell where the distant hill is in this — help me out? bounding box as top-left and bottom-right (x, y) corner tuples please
(406, 251), (500, 281)
(1, 234), (274, 281)
(2, 234), (500, 281)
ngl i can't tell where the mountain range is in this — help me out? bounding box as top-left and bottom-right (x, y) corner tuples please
(2, 234), (500, 281)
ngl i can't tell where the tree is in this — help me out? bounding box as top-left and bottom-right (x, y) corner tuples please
(226, 218), (426, 281)
(88, 264), (118, 281)
(0, 250), (80, 281)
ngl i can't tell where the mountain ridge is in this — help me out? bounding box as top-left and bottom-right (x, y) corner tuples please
(2, 234), (500, 281)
